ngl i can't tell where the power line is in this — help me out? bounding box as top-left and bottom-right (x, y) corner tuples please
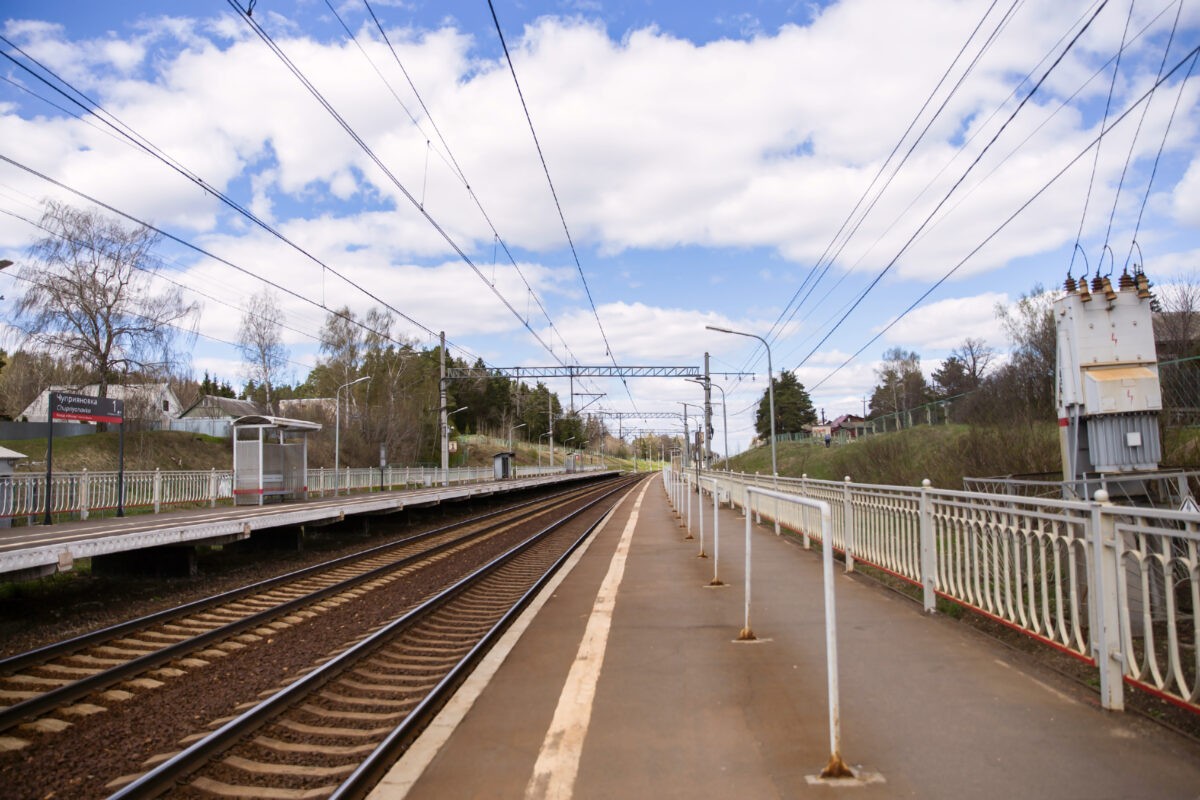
(0, 31), (475, 364)
(763, 0), (1020, 351)
(324, 0), (592, 376)
(0, 152), (481, 366)
(228, 1), (570, 368)
(1069, 0), (1134, 279)
(790, 0), (1111, 373)
(485, 0), (638, 411)
(808, 43), (1200, 394)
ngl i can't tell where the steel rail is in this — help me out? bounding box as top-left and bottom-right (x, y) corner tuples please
(0, 480), (614, 732)
(0, 479), (597, 674)
(109, 474), (640, 799)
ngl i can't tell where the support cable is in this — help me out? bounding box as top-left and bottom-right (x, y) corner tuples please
(328, 0), (590, 372)
(485, 0), (638, 411)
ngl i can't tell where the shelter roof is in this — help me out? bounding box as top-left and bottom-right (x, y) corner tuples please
(232, 415), (323, 432)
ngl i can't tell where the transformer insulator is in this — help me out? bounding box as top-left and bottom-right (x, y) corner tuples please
(1064, 276), (1077, 292)
(1079, 280), (1092, 302)
(1102, 277), (1117, 301)
(1091, 274), (1105, 292)
(1118, 271), (1135, 290)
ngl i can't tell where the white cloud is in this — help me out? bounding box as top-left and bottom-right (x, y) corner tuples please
(1, 1), (1198, 423)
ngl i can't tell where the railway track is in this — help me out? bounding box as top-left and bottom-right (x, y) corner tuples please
(0, 474), (641, 799)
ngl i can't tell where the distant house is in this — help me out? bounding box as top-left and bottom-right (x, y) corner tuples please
(172, 395), (266, 438)
(830, 414), (866, 439)
(178, 395), (265, 420)
(19, 384), (183, 426)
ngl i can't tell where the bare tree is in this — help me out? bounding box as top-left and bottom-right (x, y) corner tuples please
(237, 287), (288, 411)
(1153, 272), (1200, 360)
(14, 201), (198, 399)
(951, 337), (995, 386)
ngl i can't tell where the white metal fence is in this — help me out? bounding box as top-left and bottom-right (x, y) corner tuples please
(667, 467), (1199, 716)
(0, 463), (592, 522)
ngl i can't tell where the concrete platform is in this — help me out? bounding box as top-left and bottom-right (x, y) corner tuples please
(371, 475), (1200, 799)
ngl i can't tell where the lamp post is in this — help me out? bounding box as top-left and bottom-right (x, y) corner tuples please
(538, 431), (551, 467)
(564, 436), (574, 470)
(335, 376), (371, 495)
(706, 325), (776, 478)
(509, 422), (526, 451)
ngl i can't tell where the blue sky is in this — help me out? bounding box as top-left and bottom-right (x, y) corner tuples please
(1, 1), (1199, 453)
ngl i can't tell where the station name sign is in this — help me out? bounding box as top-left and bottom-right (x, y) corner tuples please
(49, 392), (124, 425)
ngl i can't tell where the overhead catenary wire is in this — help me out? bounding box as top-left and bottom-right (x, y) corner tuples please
(323, 0), (594, 381)
(485, 0), (639, 412)
(763, 0), (1021, 349)
(227, 1), (570, 369)
(0, 205), (326, 353)
(0, 152), (485, 369)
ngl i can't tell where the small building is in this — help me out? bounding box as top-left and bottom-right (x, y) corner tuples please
(493, 451), (515, 480)
(830, 414), (866, 439)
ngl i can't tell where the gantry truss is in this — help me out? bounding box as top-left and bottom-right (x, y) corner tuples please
(445, 365), (701, 379)
(591, 411), (683, 420)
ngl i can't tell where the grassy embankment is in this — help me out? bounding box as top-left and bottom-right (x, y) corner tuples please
(726, 422), (1200, 487)
(5, 422), (1200, 484)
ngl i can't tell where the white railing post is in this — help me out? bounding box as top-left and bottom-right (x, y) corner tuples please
(754, 472), (761, 523)
(1089, 490), (1125, 711)
(685, 473), (694, 539)
(153, 468), (162, 514)
(705, 476), (721, 584)
(741, 491), (755, 641)
(209, 468), (217, 507)
(919, 478), (936, 613)
(697, 476), (707, 558)
(79, 468), (89, 521)
(843, 476), (854, 573)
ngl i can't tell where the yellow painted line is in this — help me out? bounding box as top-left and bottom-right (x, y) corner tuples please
(524, 480), (649, 800)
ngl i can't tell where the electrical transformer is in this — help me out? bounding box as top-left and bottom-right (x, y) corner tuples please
(1055, 271), (1161, 482)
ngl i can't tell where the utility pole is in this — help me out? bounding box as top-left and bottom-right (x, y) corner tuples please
(439, 331), (449, 486)
(680, 404), (691, 468)
(548, 391), (554, 467)
(703, 352), (714, 469)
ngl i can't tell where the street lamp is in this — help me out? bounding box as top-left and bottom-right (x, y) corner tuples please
(706, 325), (776, 477)
(509, 422), (526, 451)
(335, 375), (371, 494)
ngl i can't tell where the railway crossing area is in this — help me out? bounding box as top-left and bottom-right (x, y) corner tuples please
(378, 475), (1200, 799)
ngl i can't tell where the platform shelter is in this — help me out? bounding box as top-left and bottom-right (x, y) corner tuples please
(232, 415), (322, 505)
